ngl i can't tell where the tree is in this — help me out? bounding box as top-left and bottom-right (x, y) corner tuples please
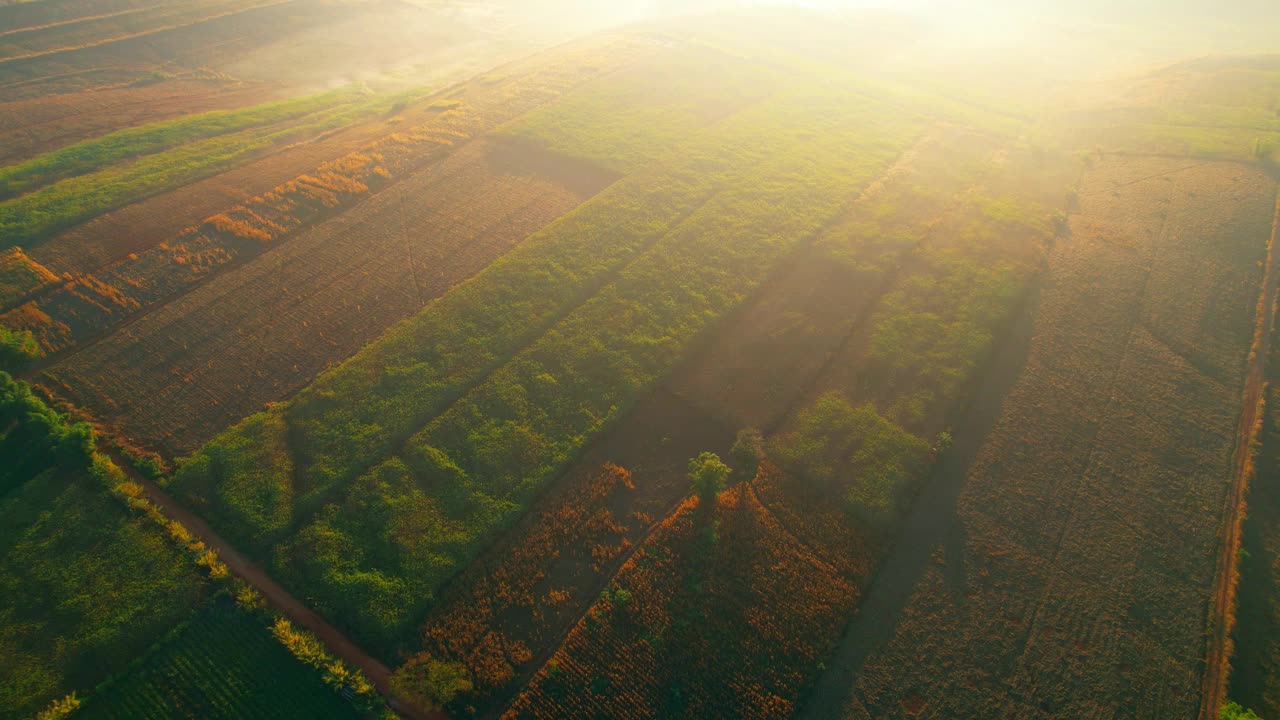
(1220, 702), (1262, 720)
(34, 694), (80, 720)
(0, 328), (40, 371)
(729, 427), (764, 478)
(688, 451), (730, 505)
(391, 656), (473, 711)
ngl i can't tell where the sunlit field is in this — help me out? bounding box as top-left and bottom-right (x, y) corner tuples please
(0, 1), (1277, 719)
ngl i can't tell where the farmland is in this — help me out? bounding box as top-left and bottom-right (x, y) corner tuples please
(505, 479), (858, 720)
(175, 73), (929, 655)
(385, 122), (1029, 716)
(0, 372), (362, 719)
(822, 158), (1277, 719)
(490, 127), (1068, 720)
(0, 84), (402, 247)
(30, 36), (650, 460)
(76, 600), (360, 720)
(1, 4), (1278, 719)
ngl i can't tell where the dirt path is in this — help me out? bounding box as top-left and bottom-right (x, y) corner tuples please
(102, 449), (442, 720)
(1199, 187), (1280, 720)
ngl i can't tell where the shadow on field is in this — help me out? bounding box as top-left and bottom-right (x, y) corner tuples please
(485, 136), (622, 197)
(798, 279), (1042, 720)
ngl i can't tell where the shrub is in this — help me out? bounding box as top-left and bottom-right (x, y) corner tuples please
(391, 657), (473, 711)
(770, 392), (930, 524)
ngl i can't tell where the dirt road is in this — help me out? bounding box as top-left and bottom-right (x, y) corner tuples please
(1199, 187), (1280, 720)
(104, 449), (442, 720)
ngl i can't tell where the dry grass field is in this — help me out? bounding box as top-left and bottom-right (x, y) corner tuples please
(828, 157), (1277, 720)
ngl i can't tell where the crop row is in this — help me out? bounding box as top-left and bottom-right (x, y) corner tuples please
(407, 463), (645, 704)
(0, 369), (380, 719)
(502, 41), (781, 173)
(76, 600), (358, 720)
(42, 137), (602, 458)
(839, 158), (1275, 718)
(504, 475), (857, 719)
(175, 82), (925, 654)
(0, 84), (368, 201)
(502, 141), (1069, 719)
(2, 50), (626, 356)
(0, 0), (277, 64)
(669, 124), (1005, 434)
(0, 85), (450, 249)
(1231, 378), (1280, 717)
(0, 433), (207, 718)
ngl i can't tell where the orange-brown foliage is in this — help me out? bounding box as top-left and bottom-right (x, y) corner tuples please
(408, 463), (647, 700)
(505, 468), (863, 720)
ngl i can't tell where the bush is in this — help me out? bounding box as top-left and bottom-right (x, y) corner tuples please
(1221, 702), (1262, 720)
(391, 657), (473, 711)
(689, 452), (731, 506)
(0, 327), (41, 370)
(729, 427), (765, 478)
(770, 392), (930, 524)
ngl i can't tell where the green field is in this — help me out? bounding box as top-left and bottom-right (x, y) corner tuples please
(0, 84), (436, 247)
(0, 372), (358, 719)
(77, 600), (359, 720)
(0, 465), (207, 719)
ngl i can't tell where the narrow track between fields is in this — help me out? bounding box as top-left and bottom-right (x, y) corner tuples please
(102, 448), (443, 720)
(1200, 185), (1280, 720)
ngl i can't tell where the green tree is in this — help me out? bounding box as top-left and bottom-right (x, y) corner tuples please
(1221, 702), (1262, 720)
(0, 327), (41, 371)
(391, 657), (473, 711)
(688, 451), (730, 506)
(729, 427), (765, 478)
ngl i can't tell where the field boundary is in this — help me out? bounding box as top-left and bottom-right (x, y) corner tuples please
(1200, 186), (1280, 720)
(269, 148), (772, 546)
(96, 446), (443, 720)
(0, 0), (297, 67)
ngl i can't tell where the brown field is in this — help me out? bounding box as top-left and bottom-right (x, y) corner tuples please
(0, 0), (285, 64)
(405, 384), (742, 717)
(504, 475), (864, 720)
(0, 0), (357, 93)
(825, 157), (1276, 720)
(0, 0), (158, 33)
(20, 60), (575, 279)
(0, 77), (277, 164)
(39, 135), (616, 458)
(3, 36), (646, 359)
